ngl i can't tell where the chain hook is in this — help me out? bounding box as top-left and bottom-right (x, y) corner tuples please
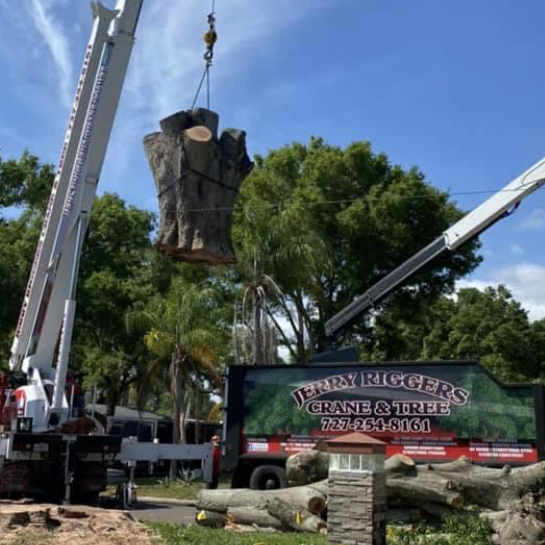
(203, 11), (217, 65)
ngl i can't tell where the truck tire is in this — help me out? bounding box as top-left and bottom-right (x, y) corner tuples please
(249, 465), (287, 490)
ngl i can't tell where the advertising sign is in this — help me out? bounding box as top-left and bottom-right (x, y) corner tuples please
(241, 363), (539, 463)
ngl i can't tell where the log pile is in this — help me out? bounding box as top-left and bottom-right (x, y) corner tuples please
(144, 108), (253, 265)
(197, 453), (545, 544)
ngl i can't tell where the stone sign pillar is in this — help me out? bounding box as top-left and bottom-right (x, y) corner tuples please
(326, 433), (387, 545)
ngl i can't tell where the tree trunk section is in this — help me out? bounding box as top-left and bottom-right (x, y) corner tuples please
(266, 497), (326, 533)
(286, 449), (329, 487)
(144, 108), (253, 265)
(196, 481), (328, 513)
(226, 508), (289, 531)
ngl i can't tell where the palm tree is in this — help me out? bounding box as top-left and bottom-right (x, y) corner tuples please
(126, 277), (226, 448)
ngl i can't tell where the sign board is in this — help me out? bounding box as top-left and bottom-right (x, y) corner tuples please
(240, 363), (541, 463)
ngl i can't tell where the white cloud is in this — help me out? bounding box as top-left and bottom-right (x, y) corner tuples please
(26, 0), (73, 107)
(125, 0), (332, 128)
(509, 244), (523, 256)
(104, 0), (333, 193)
(520, 208), (545, 230)
(457, 262), (545, 321)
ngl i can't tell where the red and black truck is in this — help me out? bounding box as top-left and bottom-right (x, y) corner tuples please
(222, 360), (545, 489)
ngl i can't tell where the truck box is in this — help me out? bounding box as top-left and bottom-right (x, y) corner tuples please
(223, 361), (545, 488)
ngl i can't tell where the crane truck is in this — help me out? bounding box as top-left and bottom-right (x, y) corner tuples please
(0, 0), (213, 503)
(223, 154), (545, 490)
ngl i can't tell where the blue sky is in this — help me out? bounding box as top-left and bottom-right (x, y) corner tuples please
(1, 0), (545, 319)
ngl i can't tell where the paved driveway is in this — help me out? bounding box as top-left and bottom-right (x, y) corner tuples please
(131, 499), (196, 525)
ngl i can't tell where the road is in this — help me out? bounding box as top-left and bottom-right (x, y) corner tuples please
(107, 469), (197, 525)
(131, 500), (197, 525)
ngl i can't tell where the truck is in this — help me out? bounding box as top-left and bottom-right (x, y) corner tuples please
(0, 0), (214, 504)
(223, 360), (545, 489)
(222, 151), (545, 489)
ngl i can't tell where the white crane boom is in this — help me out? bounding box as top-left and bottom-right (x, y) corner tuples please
(325, 156), (545, 338)
(9, 0), (143, 431)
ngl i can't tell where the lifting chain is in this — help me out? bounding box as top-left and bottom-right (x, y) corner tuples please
(192, 0), (218, 110)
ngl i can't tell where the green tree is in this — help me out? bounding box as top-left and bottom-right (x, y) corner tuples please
(0, 151), (54, 364)
(0, 150), (53, 212)
(422, 286), (539, 381)
(233, 138), (481, 357)
(127, 276), (228, 448)
(71, 193), (160, 414)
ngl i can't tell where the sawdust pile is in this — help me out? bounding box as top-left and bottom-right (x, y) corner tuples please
(0, 501), (154, 545)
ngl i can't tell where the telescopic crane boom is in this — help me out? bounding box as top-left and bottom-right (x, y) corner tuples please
(325, 157), (545, 339)
(8, 0), (143, 432)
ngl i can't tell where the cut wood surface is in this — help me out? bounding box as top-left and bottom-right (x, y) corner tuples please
(195, 510), (226, 528)
(0, 503), (152, 545)
(144, 108), (253, 265)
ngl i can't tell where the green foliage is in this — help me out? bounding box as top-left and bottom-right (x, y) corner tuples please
(127, 275), (230, 443)
(234, 138), (481, 355)
(0, 151), (54, 365)
(422, 286), (541, 382)
(441, 370), (536, 440)
(389, 516), (491, 545)
(0, 150), (53, 212)
(244, 381), (321, 436)
(70, 193), (157, 412)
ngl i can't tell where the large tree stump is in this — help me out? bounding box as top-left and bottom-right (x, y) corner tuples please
(144, 108), (253, 265)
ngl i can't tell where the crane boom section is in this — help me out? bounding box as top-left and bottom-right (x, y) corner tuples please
(10, 0), (143, 379)
(9, 3), (115, 371)
(325, 156), (545, 338)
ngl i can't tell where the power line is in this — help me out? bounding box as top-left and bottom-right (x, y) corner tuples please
(156, 185), (544, 214)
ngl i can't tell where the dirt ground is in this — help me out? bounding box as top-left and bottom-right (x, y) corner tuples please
(0, 500), (154, 545)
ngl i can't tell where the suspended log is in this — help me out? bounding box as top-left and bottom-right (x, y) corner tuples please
(144, 108), (253, 265)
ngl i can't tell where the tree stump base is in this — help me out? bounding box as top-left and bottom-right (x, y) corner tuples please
(144, 108), (253, 265)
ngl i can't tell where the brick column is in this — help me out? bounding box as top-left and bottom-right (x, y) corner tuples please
(326, 433), (387, 545)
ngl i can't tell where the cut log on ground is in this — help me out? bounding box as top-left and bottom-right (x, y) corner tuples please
(422, 457), (545, 511)
(287, 450), (417, 486)
(286, 449), (329, 487)
(144, 108), (253, 265)
(196, 480), (327, 513)
(198, 455), (545, 544)
(266, 497), (327, 533)
(226, 507), (289, 531)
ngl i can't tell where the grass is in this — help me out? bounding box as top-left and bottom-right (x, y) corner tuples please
(148, 515), (492, 545)
(148, 523), (327, 545)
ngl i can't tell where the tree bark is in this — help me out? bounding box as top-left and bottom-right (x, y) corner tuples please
(196, 481), (328, 513)
(286, 449), (329, 487)
(226, 508), (289, 531)
(144, 108), (253, 265)
(266, 497), (326, 533)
